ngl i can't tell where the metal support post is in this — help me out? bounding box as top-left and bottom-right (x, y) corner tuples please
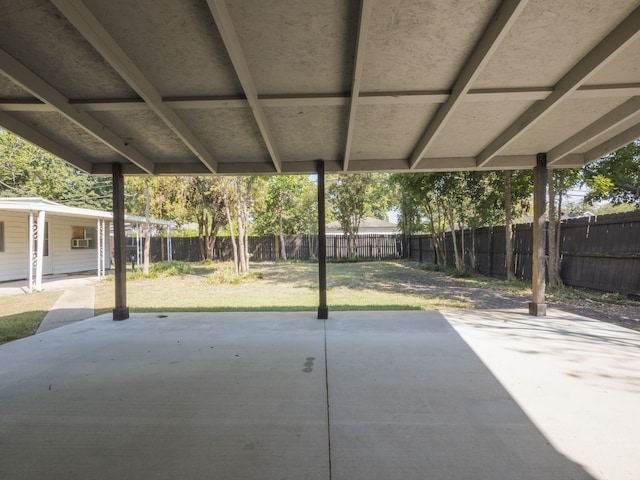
(97, 218), (105, 279)
(529, 153), (548, 316)
(112, 163), (129, 321)
(35, 210), (45, 291)
(317, 160), (329, 320)
(28, 211), (34, 293)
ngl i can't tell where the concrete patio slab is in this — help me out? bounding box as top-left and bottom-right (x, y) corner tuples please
(0, 312), (329, 480)
(325, 311), (593, 480)
(1, 309), (638, 479)
(443, 309), (640, 480)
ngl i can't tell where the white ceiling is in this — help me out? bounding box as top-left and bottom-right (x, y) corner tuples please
(1, 0), (639, 176)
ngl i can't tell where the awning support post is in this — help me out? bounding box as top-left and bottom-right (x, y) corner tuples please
(27, 211), (45, 293)
(529, 153), (547, 316)
(317, 160), (329, 320)
(97, 218), (105, 280)
(112, 163), (129, 321)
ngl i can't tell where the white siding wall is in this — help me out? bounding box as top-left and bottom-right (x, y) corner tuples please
(48, 215), (99, 275)
(0, 212), (103, 281)
(0, 211), (28, 281)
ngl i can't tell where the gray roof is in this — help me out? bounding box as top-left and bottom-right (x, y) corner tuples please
(1, 1), (639, 176)
(327, 217), (397, 229)
(0, 197), (176, 226)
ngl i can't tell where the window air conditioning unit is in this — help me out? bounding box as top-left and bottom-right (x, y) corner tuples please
(72, 238), (90, 248)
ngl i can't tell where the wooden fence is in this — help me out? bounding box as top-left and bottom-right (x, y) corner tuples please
(148, 234), (407, 263)
(409, 212), (640, 295)
(144, 212), (639, 294)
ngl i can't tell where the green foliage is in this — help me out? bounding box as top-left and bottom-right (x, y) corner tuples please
(326, 173), (391, 259)
(151, 260), (193, 276)
(252, 175), (317, 235)
(201, 267), (264, 285)
(125, 177), (189, 221)
(0, 130), (112, 209)
(584, 141), (640, 206)
(121, 260), (193, 280)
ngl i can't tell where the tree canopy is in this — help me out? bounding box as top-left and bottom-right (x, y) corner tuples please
(0, 130), (112, 210)
(583, 141), (640, 206)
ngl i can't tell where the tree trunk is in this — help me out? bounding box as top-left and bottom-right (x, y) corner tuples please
(242, 183), (250, 273)
(547, 170), (558, 287)
(458, 221), (466, 271)
(236, 178), (249, 274)
(223, 182), (239, 274)
(425, 202), (442, 265)
(143, 178), (151, 275)
(503, 171), (515, 280)
(447, 206), (461, 270)
(278, 206), (287, 260)
(555, 170), (565, 286)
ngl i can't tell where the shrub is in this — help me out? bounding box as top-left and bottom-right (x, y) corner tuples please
(201, 268), (264, 285)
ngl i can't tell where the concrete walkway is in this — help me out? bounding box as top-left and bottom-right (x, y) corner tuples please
(1, 309), (638, 479)
(35, 283), (95, 334)
(0, 273), (97, 333)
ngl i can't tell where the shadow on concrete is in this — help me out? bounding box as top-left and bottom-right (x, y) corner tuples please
(0, 311), (597, 479)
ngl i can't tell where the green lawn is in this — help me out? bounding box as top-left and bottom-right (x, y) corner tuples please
(94, 261), (472, 314)
(0, 291), (61, 345)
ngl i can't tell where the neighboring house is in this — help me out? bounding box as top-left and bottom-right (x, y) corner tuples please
(326, 217), (398, 235)
(0, 197), (175, 291)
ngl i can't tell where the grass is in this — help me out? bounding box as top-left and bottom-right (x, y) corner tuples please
(4, 260), (637, 345)
(94, 260), (470, 314)
(0, 291), (61, 345)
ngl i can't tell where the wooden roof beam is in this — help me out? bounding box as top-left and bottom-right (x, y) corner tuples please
(207, 0), (282, 173)
(548, 96), (640, 165)
(343, 0), (373, 172)
(477, 4), (640, 168)
(409, 0), (529, 169)
(583, 122), (640, 164)
(0, 48), (155, 173)
(51, 0), (218, 173)
(0, 111), (93, 173)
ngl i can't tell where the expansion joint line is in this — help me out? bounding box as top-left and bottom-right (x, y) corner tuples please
(323, 319), (332, 480)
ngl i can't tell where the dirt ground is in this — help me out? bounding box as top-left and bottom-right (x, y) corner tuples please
(394, 263), (640, 332)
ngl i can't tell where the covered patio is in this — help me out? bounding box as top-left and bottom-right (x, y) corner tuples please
(2, 0), (640, 317)
(1, 2), (640, 478)
(1, 309), (638, 479)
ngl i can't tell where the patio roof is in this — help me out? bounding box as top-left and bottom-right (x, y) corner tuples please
(0, 197), (176, 226)
(1, 0), (639, 177)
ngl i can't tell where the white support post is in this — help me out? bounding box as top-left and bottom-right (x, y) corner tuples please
(35, 210), (45, 291)
(136, 224), (142, 268)
(28, 211), (34, 293)
(97, 218), (105, 279)
(167, 226), (173, 261)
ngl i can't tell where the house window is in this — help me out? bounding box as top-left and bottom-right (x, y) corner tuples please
(71, 226), (97, 249)
(0, 221), (4, 252)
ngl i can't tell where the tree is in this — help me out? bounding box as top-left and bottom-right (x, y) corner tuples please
(230, 176), (265, 273)
(326, 173), (390, 259)
(503, 170), (533, 279)
(185, 177), (227, 261)
(547, 168), (582, 286)
(583, 141), (640, 206)
(391, 170), (532, 272)
(252, 175), (318, 259)
(1, 130), (112, 210)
